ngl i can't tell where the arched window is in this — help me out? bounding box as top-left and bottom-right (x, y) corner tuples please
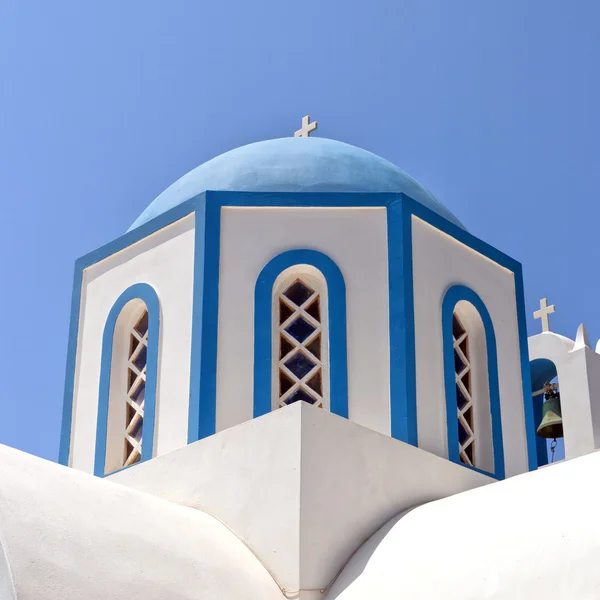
(443, 286), (504, 479)
(451, 303), (494, 473)
(95, 284), (160, 477)
(124, 308), (149, 467)
(253, 249), (347, 421)
(452, 313), (475, 466)
(272, 266), (329, 411)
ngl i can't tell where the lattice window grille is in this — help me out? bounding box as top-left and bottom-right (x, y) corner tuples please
(277, 279), (324, 408)
(124, 310), (149, 467)
(453, 314), (475, 466)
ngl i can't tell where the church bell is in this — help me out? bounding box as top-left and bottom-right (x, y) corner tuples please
(536, 383), (564, 439)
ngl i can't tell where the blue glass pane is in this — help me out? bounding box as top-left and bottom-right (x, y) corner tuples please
(452, 315), (464, 340)
(458, 420), (469, 445)
(135, 312), (149, 337)
(285, 317), (315, 343)
(284, 280), (314, 307)
(284, 352), (315, 379)
(456, 384), (468, 410)
(130, 417), (143, 442)
(284, 388), (317, 405)
(132, 381), (145, 405)
(134, 346), (147, 371)
(454, 349), (465, 374)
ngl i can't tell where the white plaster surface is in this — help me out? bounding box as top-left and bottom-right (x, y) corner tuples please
(0, 443), (283, 600)
(529, 332), (600, 459)
(329, 449), (600, 600)
(411, 216), (529, 476)
(216, 206), (391, 436)
(70, 214), (195, 473)
(110, 402), (493, 594)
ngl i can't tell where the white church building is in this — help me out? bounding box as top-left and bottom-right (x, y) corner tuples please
(1, 119), (600, 599)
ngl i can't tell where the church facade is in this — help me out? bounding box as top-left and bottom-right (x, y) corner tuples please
(60, 135), (536, 479)
(1, 124), (600, 599)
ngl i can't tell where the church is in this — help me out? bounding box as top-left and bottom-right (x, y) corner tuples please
(1, 117), (599, 599)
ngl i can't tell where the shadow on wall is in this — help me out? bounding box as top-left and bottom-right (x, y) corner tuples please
(326, 507), (418, 598)
(530, 359), (564, 464)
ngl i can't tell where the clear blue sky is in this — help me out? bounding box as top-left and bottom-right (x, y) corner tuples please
(1, 0), (597, 461)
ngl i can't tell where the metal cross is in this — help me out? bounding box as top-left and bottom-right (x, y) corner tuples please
(533, 297), (555, 332)
(294, 115), (318, 137)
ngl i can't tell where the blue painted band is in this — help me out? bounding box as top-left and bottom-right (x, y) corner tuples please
(253, 249), (348, 418)
(59, 265), (84, 465)
(191, 199), (221, 440)
(388, 199), (417, 444)
(187, 195), (208, 443)
(59, 194), (203, 465)
(514, 264), (539, 472)
(62, 190), (530, 464)
(442, 285), (505, 480)
(94, 283), (161, 477)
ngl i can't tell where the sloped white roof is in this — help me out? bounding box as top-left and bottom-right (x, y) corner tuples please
(0, 444), (282, 600)
(329, 451), (600, 600)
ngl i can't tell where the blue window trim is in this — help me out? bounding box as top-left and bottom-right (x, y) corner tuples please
(60, 190), (537, 473)
(191, 198), (220, 441)
(94, 283), (161, 477)
(187, 195), (209, 443)
(442, 285), (505, 479)
(253, 249), (348, 418)
(388, 198), (417, 444)
(59, 196), (201, 466)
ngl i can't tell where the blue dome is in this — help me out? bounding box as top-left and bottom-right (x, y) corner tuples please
(129, 137), (462, 230)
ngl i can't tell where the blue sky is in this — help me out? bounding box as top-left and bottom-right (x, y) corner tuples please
(1, 0), (597, 462)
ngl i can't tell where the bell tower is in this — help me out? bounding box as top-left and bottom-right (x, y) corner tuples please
(529, 299), (600, 465)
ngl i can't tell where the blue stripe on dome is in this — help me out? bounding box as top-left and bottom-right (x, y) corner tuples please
(129, 137), (463, 231)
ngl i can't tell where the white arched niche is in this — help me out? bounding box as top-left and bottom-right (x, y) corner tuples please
(452, 300), (494, 474)
(104, 298), (150, 474)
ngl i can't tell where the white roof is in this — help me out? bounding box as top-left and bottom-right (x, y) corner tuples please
(329, 450), (600, 600)
(0, 444), (282, 600)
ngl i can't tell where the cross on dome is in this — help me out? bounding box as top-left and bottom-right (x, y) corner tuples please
(294, 115), (318, 137)
(533, 297), (555, 332)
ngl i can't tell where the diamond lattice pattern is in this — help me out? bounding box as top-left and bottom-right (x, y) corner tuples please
(124, 310), (149, 467)
(453, 314), (475, 466)
(278, 279), (323, 408)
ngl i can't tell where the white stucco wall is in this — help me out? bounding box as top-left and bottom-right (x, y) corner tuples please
(216, 206), (391, 436)
(412, 216), (529, 476)
(529, 332), (600, 460)
(70, 214), (195, 473)
(329, 450), (600, 600)
(110, 401), (493, 595)
(0, 443), (282, 600)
